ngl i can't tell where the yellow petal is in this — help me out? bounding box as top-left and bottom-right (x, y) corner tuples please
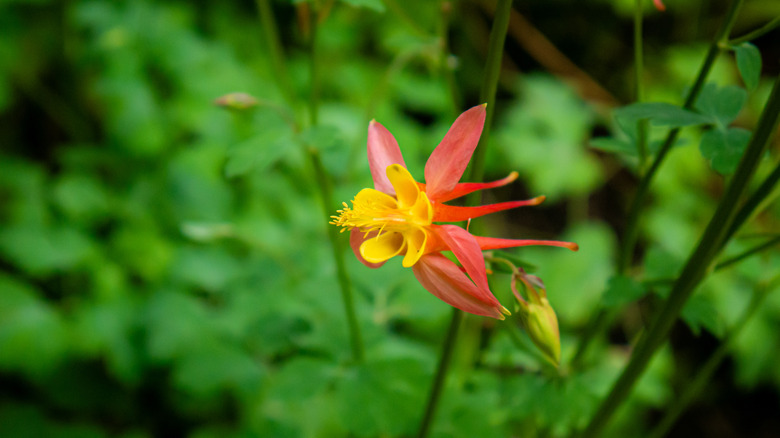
(360, 232), (405, 263)
(353, 187), (398, 209)
(410, 191), (433, 225)
(386, 164), (419, 209)
(402, 227), (428, 267)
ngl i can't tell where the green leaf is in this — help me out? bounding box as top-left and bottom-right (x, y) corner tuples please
(339, 0), (385, 12)
(0, 275), (68, 377)
(602, 275), (648, 308)
(172, 342), (265, 397)
(614, 102), (713, 128)
(589, 137), (637, 157)
(335, 358), (428, 437)
(734, 42), (762, 90)
(266, 357), (335, 403)
(695, 83), (747, 127)
(496, 76), (601, 199)
(0, 225), (94, 276)
(301, 124), (351, 178)
(699, 127), (751, 174)
(224, 130), (293, 178)
(681, 294), (723, 337)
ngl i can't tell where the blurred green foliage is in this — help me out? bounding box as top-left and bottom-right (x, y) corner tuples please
(1, 0), (779, 437)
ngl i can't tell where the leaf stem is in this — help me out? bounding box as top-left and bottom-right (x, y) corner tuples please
(309, 9), (320, 126)
(466, 0), (512, 191)
(715, 234), (780, 270)
(618, 0), (745, 273)
(256, 0), (295, 104)
(416, 307), (463, 438)
(572, 0), (746, 371)
(309, 148), (365, 363)
(647, 277), (778, 438)
(724, 159), (780, 244)
(579, 73), (780, 438)
(729, 15), (780, 45)
(417, 1), (513, 436)
(634, 0), (648, 170)
(294, 5), (363, 363)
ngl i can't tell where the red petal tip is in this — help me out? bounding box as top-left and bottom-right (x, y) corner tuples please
(565, 242), (579, 251)
(481, 103), (488, 108)
(530, 195), (546, 206)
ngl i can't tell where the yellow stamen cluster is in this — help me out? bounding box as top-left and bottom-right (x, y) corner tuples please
(330, 164), (434, 267)
(329, 191), (429, 236)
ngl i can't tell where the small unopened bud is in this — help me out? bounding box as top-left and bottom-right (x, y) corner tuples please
(512, 271), (561, 366)
(214, 92), (259, 110)
(520, 298), (561, 366)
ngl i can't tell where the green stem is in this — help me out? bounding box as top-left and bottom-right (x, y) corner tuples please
(729, 15), (780, 45)
(416, 308), (463, 438)
(579, 74), (780, 438)
(724, 160), (780, 245)
(302, 6), (362, 363)
(466, 0), (512, 192)
(309, 12), (320, 126)
(439, 0), (460, 117)
(618, 0), (744, 273)
(572, 0), (746, 371)
(256, 0), (295, 104)
(715, 234), (780, 270)
(634, 0), (648, 171)
(417, 2), (513, 436)
(310, 149), (365, 363)
(647, 279), (777, 438)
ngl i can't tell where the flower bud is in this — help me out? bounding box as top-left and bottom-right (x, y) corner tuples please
(519, 297), (561, 366)
(512, 271), (561, 366)
(214, 92), (259, 110)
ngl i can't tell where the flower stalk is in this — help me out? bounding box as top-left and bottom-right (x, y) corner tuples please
(573, 0), (746, 370)
(418, 1), (513, 436)
(647, 276), (779, 438)
(580, 74), (780, 438)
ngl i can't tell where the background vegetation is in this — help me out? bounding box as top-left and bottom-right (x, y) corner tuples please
(1, 0), (779, 437)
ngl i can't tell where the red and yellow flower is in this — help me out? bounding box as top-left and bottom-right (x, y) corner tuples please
(331, 104), (577, 319)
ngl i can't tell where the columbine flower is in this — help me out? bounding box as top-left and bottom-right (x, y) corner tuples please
(331, 104), (577, 319)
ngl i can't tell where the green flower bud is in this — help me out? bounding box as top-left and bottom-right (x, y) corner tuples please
(512, 270), (561, 366)
(519, 297), (561, 366)
(214, 92), (259, 110)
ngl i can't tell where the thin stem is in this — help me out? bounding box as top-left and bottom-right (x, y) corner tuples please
(569, 307), (619, 369)
(466, 0), (512, 192)
(729, 15), (780, 45)
(310, 149), (365, 363)
(417, 2), (513, 436)
(439, 0), (460, 117)
(416, 308), (463, 438)
(647, 278), (777, 438)
(299, 6), (363, 363)
(570, 0), (650, 370)
(572, 0), (746, 369)
(724, 159), (780, 245)
(309, 10), (320, 126)
(715, 235), (780, 270)
(634, 0), (648, 170)
(618, 0), (744, 273)
(579, 74), (780, 438)
(256, 0), (295, 104)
